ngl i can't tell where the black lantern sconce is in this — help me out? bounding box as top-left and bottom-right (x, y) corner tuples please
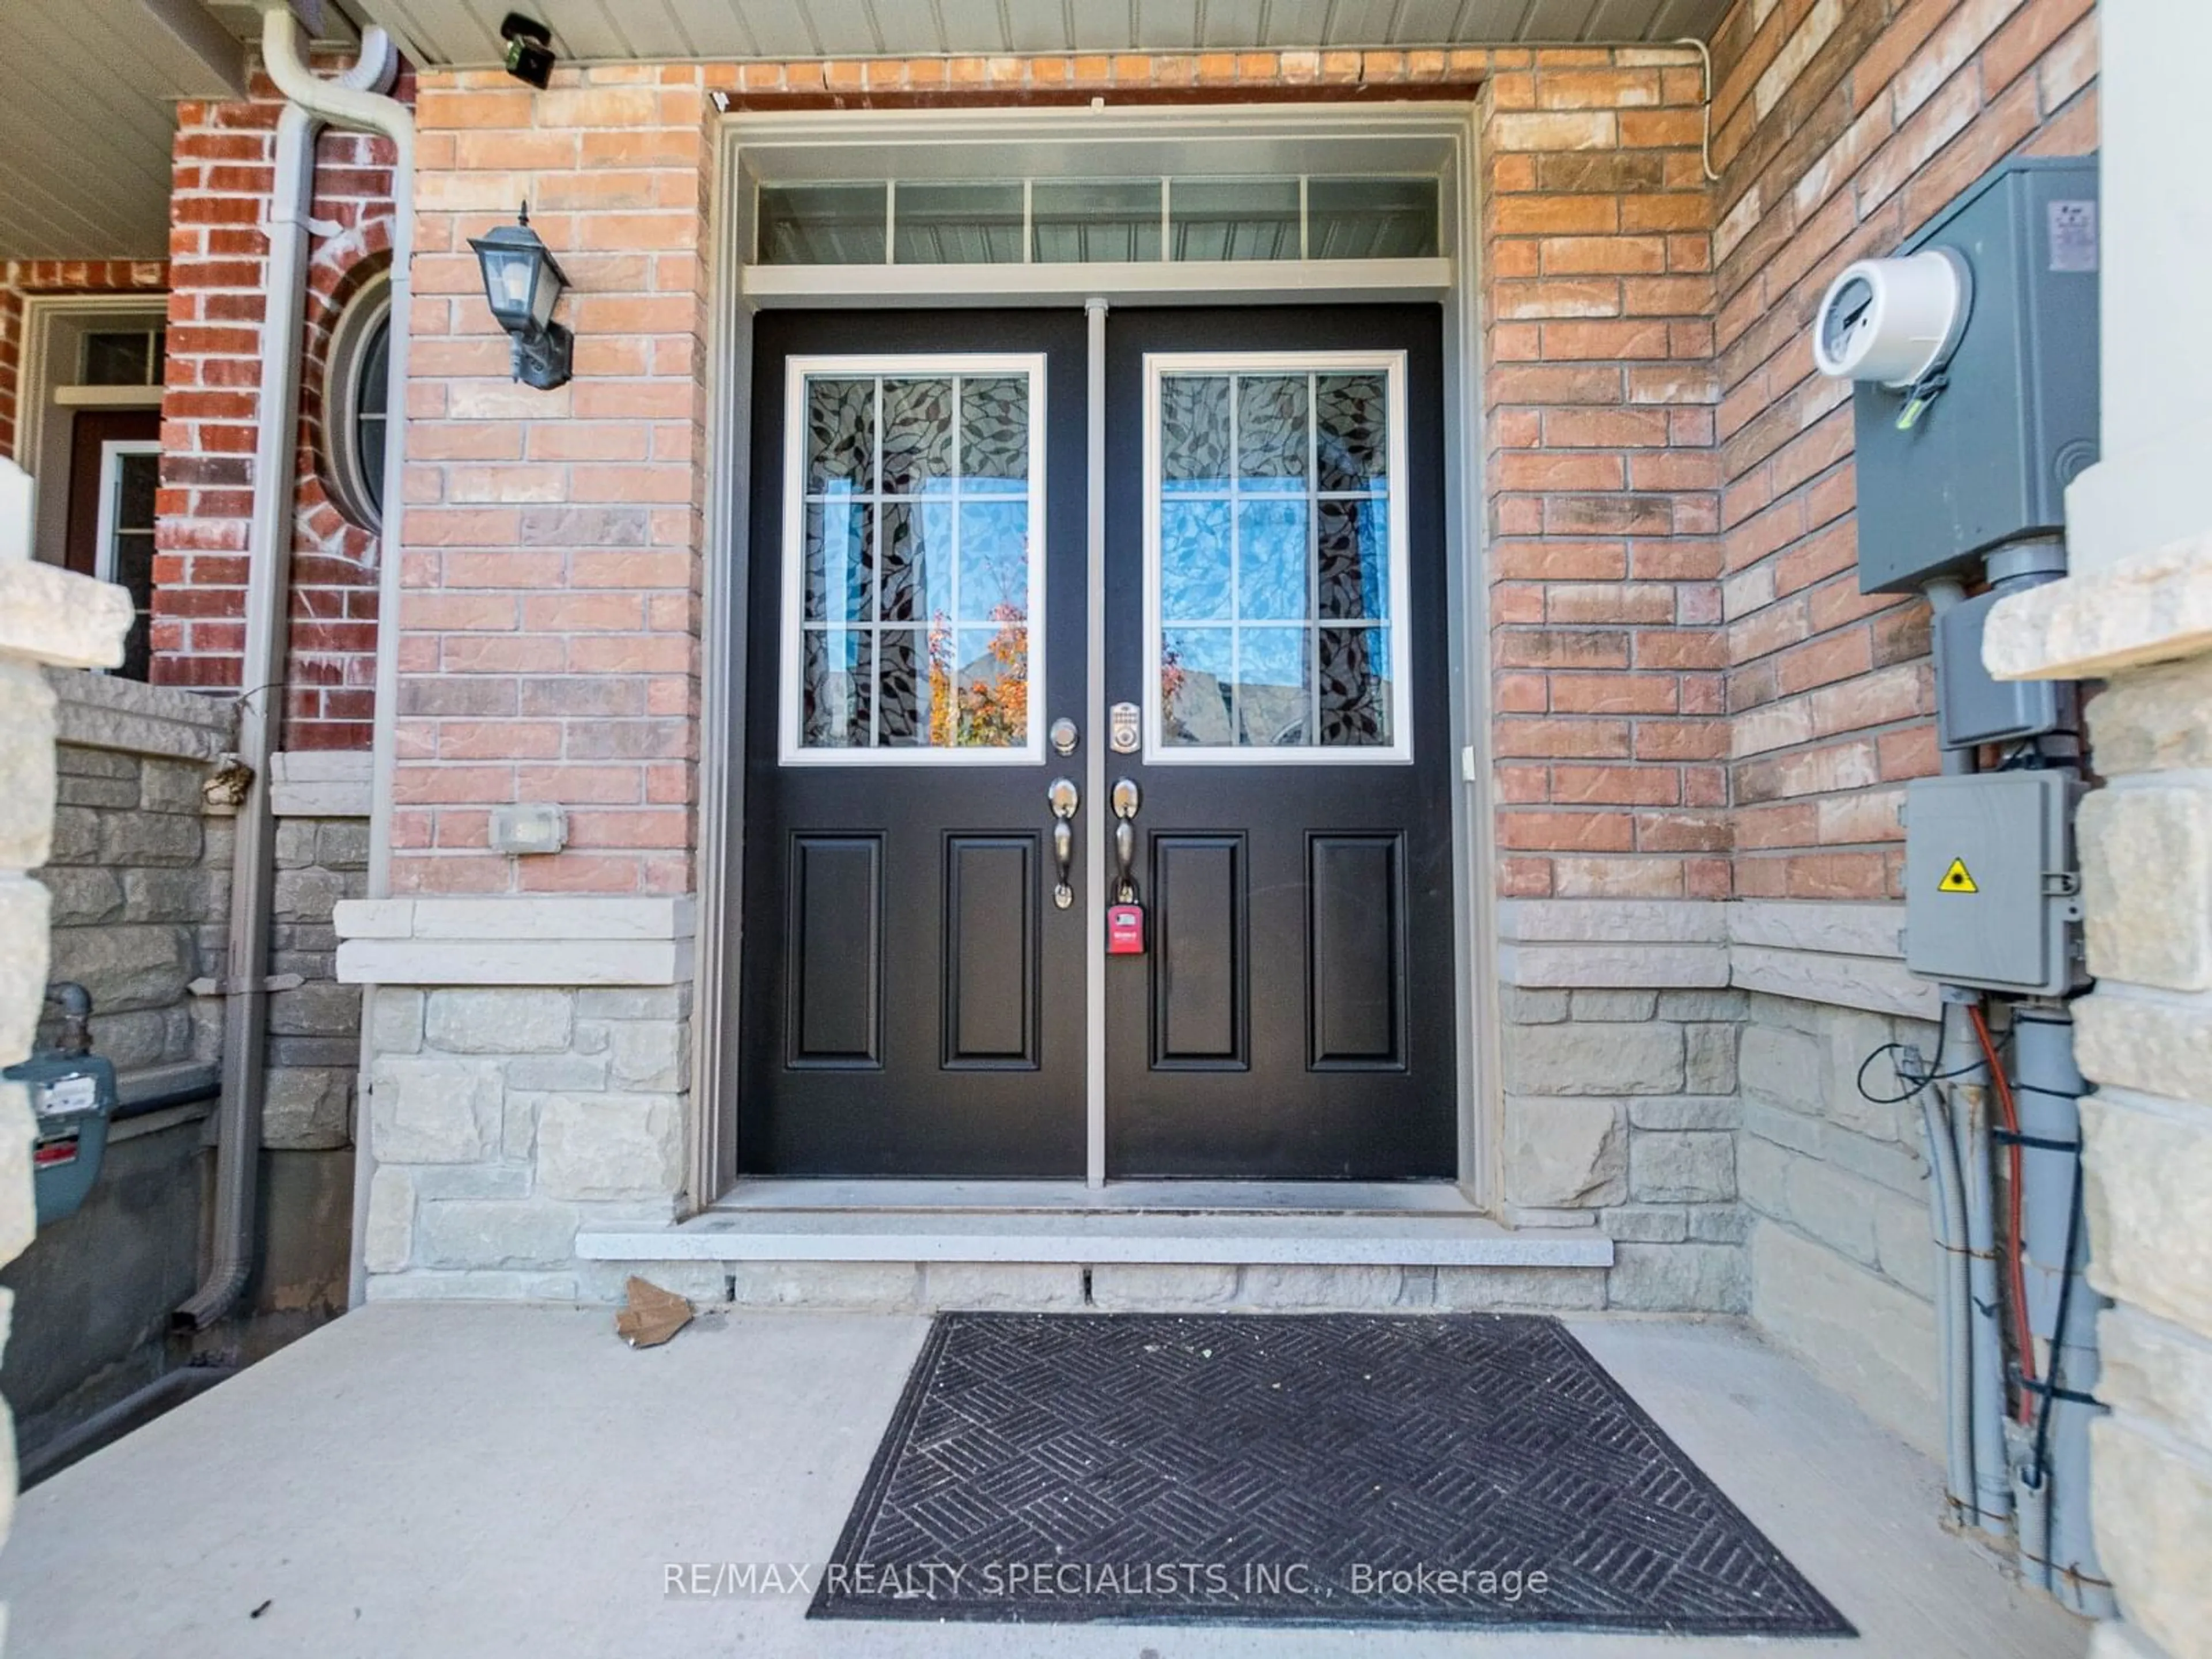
(468, 204), (571, 391)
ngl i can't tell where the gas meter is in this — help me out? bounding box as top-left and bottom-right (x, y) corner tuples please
(5, 982), (118, 1226)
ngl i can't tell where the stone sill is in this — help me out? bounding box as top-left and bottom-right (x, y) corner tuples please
(577, 1210), (1614, 1268)
(334, 896), (696, 986)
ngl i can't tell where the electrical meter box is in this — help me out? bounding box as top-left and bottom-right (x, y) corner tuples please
(1903, 771), (2084, 995)
(1851, 158), (2100, 594)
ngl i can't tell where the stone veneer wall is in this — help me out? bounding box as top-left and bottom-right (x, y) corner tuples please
(1499, 980), (1747, 1312)
(2074, 660), (2212, 1659)
(1736, 990), (1943, 1457)
(266, 812), (369, 1147)
(0, 480), (137, 1650)
(39, 675), (232, 1082)
(361, 984), (691, 1297)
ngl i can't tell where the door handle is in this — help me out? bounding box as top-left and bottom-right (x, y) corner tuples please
(1111, 778), (1140, 903)
(1047, 777), (1078, 910)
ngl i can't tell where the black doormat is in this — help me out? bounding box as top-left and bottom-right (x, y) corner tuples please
(812, 1312), (1854, 1634)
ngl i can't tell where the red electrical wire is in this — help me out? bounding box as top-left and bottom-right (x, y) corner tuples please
(1969, 1000), (2037, 1423)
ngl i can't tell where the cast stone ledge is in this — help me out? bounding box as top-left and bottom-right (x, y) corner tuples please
(270, 750), (373, 817)
(1494, 899), (1727, 944)
(1493, 899), (1929, 1014)
(0, 559), (131, 672)
(46, 668), (234, 763)
(1498, 942), (1729, 989)
(334, 895), (698, 987)
(1986, 529), (2212, 681)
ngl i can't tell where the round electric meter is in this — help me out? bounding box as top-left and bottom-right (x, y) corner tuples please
(1811, 249), (1971, 388)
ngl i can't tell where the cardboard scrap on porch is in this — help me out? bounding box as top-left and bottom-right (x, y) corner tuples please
(615, 1277), (694, 1348)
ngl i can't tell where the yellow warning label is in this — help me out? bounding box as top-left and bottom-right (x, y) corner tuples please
(1939, 858), (1979, 894)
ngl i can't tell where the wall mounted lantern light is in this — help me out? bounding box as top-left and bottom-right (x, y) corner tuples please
(469, 204), (571, 391)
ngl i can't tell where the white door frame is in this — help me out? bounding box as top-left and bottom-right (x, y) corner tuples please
(690, 103), (1497, 1211)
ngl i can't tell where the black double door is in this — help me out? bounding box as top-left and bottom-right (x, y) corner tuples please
(739, 305), (1455, 1180)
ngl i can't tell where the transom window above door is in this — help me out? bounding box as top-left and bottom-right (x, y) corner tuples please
(1144, 351), (1410, 763)
(779, 354), (1047, 764)
(757, 175), (1440, 266)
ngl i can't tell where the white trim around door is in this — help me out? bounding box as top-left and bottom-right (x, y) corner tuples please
(693, 102), (1497, 1214)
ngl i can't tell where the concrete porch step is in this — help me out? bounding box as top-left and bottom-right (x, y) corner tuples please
(576, 1208), (1612, 1268)
(570, 1180), (1613, 1313)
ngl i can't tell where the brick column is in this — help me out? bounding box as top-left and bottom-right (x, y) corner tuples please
(1480, 50), (1727, 908)
(158, 70), (402, 745)
(395, 66), (711, 898)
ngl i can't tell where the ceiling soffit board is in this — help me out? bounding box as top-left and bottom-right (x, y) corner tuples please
(353, 0), (1728, 67)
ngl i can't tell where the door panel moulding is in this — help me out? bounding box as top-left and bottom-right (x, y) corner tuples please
(690, 101), (1494, 1213)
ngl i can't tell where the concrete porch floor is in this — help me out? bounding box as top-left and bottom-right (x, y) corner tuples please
(1, 1305), (2086, 1659)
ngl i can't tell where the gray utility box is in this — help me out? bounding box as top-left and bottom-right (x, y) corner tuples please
(1903, 771), (2084, 995)
(1934, 588), (2061, 749)
(1854, 158), (2100, 594)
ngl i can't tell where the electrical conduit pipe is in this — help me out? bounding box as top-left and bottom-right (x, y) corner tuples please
(174, 10), (407, 1328)
(1912, 575), (1980, 1527)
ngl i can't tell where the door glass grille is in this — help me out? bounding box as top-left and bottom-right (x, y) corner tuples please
(1150, 357), (1406, 760)
(787, 361), (1042, 760)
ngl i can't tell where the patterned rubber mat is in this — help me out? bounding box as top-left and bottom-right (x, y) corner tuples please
(812, 1311), (1854, 1634)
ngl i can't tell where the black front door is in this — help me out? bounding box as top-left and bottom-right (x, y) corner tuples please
(738, 305), (1455, 1181)
(1103, 307), (1457, 1179)
(738, 310), (1088, 1175)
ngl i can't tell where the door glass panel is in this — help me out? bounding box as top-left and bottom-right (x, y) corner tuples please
(789, 361), (1041, 759)
(106, 448), (159, 683)
(1149, 358), (1406, 760)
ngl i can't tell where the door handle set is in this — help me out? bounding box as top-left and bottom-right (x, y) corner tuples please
(1111, 778), (1140, 904)
(1045, 774), (1142, 913)
(1047, 776), (1080, 909)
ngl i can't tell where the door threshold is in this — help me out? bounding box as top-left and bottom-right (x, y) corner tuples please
(707, 1177), (1484, 1217)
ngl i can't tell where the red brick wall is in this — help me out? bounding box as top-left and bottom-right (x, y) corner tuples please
(392, 66), (714, 896)
(156, 65), (406, 748)
(0, 260), (170, 466)
(1708, 0), (2097, 900)
(1479, 51), (1730, 903)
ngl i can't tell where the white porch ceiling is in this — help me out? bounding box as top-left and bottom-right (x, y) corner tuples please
(0, 0), (359, 263)
(358, 0), (1728, 67)
(0, 0), (240, 261)
(0, 0), (1723, 262)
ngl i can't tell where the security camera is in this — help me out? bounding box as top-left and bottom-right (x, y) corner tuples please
(499, 12), (555, 89)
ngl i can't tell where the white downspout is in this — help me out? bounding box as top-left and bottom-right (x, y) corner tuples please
(176, 7), (407, 1326)
(253, 3), (415, 1310)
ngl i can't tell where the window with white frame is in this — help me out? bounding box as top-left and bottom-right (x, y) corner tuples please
(779, 355), (1047, 764)
(1143, 351), (1411, 763)
(94, 440), (160, 681)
